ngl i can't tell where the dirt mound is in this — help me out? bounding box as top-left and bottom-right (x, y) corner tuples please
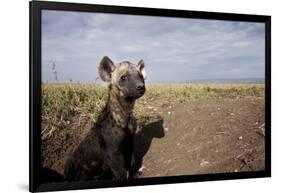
(41, 111), (94, 175)
(41, 97), (265, 181)
(137, 97), (265, 176)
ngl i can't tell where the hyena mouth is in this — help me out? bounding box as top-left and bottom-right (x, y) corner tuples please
(138, 89), (145, 94)
(126, 92), (145, 101)
(137, 88), (146, 96)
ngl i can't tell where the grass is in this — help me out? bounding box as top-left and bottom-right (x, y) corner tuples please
(141, 83), (264, 101)
(42, 83), (264, 138)
(42, 84), (106, 121)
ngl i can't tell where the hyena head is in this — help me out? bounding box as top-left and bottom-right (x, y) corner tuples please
(99, 56), (147, 100)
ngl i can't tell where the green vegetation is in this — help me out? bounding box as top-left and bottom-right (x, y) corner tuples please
(135, 115), (152, 127)
(42, 83), (264, 137)
(139, 83), (264, 102)
(42, 84), (107, 122)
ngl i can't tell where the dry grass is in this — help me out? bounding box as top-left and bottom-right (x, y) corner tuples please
(42, 83), (264, 139)
(142, 83), (264, 101)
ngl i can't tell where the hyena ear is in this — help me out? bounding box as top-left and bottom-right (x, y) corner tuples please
(99, 56), (116, 82)
(137, 59), (147, 79)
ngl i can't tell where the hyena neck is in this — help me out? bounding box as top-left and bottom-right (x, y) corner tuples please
(107, 85), (135, 127)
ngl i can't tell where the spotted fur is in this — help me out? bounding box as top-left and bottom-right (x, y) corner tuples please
(64, 56), (146, 181)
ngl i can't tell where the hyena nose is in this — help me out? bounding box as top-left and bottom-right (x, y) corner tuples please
(136, 83), (145, 90)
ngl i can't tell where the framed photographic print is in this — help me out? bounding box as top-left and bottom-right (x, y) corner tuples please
(30, 0), (271, 192)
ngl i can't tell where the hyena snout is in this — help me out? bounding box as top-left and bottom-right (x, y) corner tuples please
(124, 79), (145, 99)
(136, 82), (145, 91)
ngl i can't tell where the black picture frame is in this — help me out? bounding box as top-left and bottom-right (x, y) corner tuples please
(30, 1), (271, 192)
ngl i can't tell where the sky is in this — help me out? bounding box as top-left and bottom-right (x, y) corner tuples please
(42, 10), (265, 83)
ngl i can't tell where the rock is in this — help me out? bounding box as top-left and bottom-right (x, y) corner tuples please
(256, 127), (265, 137)
(200, 160), (209, 167)
(238, 136), (243, 140)
(138, 166), (146, 172)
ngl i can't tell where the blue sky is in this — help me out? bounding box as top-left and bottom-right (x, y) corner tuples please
(42, 10), (265, 83)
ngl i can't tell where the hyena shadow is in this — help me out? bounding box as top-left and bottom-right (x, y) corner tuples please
(133, 119), (165, 176)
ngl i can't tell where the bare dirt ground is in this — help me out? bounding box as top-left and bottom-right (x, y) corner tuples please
(134, 97), (265, 177)
(41, 97), (265, 181)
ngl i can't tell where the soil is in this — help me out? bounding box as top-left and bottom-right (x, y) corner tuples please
(41, 97), (265, 181)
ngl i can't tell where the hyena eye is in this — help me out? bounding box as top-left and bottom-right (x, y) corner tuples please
(120, 75), (128, 81)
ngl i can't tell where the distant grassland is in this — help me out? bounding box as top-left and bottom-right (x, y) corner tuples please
(42, 83), (264, 138)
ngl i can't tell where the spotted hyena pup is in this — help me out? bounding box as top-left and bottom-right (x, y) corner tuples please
(64, 56), (146, 181)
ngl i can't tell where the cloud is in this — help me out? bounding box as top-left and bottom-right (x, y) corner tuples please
(42, 10), (265, 83)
